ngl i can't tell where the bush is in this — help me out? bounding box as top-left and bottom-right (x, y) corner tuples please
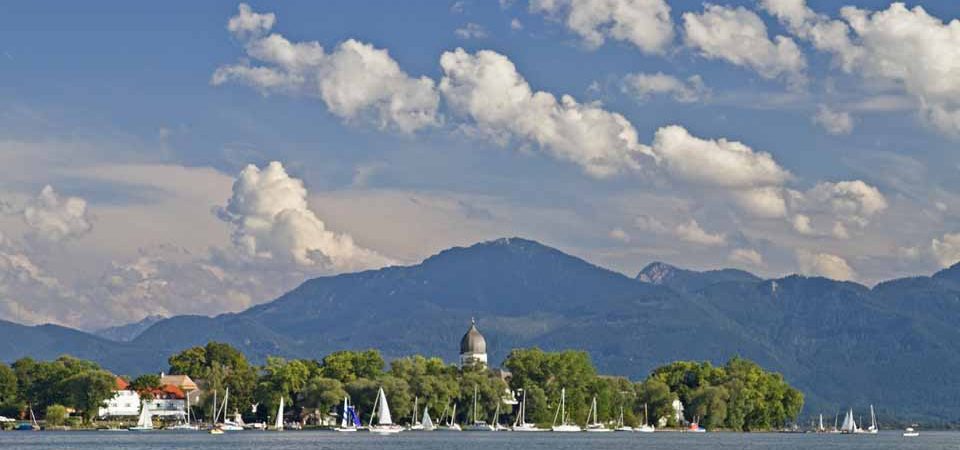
(45, 404), (67, 426)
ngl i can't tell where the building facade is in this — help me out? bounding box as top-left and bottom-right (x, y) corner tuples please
(98, 378), (140, 418)
(459, 318), (488, 367)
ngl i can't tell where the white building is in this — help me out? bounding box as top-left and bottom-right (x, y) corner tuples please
(98, 378), (141, 418)
(459, 318), (488, 367)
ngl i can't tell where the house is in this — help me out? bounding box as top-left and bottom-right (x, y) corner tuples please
(160, 373), (198, 392)
(98, 377), (140, 418)
(144, 384), (188, 418)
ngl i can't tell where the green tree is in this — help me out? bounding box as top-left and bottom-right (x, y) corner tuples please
(301, 376), (347, 415)
(45, 404), (67, 426)
(129, 374), (162, 398)
(0, 363), (17, 406)
(58, 370), (115, 422)
(168, 346), (207, 378)
(169, 342), (257, 421)
(321, 350), (384, 383)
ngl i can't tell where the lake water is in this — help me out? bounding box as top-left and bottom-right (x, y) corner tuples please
(0, 430), (952, 449)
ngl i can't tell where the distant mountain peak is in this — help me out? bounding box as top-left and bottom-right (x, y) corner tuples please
(637, 261), (680, 284)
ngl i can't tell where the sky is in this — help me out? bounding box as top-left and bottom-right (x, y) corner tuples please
(1, 0), (960, 330)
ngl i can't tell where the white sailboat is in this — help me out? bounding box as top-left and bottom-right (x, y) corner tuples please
(220, 388), (244, 431)
(492, 402), (509, 431)
(551, 388), (581, 432)
(636, 403), (655, 433)
(817, 413), (825, 433)
(273, 397), (284, 431)
(129, 401), (154, 431)
(865, 405), (879, 434)
(464, 386), (495, 431)
(840, 408), (859, 434)
(585, 396), (611, 432)
(335, 397), (361, 432)
(437, 403), (462, 431)
(421, 406), (435, 431)
(903, 426), (919, 437)
(614, 406), (633, 432)
(167, 390), (199, 431)
(512, 389), (544, 432)
(368, 387), (404, 434)
(408, 397), (423, 430)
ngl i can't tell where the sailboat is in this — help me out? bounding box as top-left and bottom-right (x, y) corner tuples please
(421, 406), (435, 431)
(828, 413), (841, 434)
(865, 405), (879, 434)
(551, 388), (581, 432)
(817, 413), (825, 433)
(585, 396), (611, 432)
(492, 402), (509, 431)
(15, 405), (40, 431)
(273, 397), (284, 431)
(219, 388), (244, 431)
(167, 391), (199, 431)
(368, 387), (404, 434)
(336, 397), (361, 432)
(839, 408), (859, 434)
(129, 401), (154, 431)
(464, 386), (495, 431)
(614, 406), (633, 432)
(437, 403), (462, 431)
(408, 397), (425, 431)
(636, 403), (655, 433)
(512, 389), (544, 432)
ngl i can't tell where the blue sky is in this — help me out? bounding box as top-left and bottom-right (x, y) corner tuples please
(1, 0), (959, 329)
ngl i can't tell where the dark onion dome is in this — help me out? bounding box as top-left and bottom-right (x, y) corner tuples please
(460, 319), (487, 355)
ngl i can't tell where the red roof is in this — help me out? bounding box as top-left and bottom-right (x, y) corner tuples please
(147, 384), (186, 400)
(115, 377), (130, 390)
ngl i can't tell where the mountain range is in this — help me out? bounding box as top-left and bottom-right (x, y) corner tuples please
(3, 237), (960, 421)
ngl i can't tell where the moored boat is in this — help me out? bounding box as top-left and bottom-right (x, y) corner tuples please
(584, 396), (611, 432)
(551, 388), (581, 432)
(368, 387), (404, 434)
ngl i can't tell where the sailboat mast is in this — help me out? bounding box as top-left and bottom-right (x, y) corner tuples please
(213, 390), (218, 424)
(473, 385), (479, 424)
(521, 389), (527, 424)
(561, 388), (566, 425)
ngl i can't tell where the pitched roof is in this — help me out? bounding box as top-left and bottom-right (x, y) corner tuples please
(148, 384), (186, 400)
(160, 374), (198, 391)
(114, 377), (130, 391)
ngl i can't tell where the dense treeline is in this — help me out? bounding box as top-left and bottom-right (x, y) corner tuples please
(0, 343), (802, 430)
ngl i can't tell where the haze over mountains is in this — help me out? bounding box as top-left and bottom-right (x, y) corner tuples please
(3, 237), (960, 421)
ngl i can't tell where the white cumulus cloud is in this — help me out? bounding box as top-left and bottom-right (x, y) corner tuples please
(932, 233), (960, 268)
(674, 219), (726, 246)
(797, 250), (856, 281)
(529, 0), (674, 54)
(762, 1), (960, 136)
(622, 72), (709, 103)
(216, 161), (392, 271)
(728, 248), (764, 267)
(213, 4), (440, 133)
(683, 4), (806, 88)
(23, 185), (93, 242)
(439, 48), (652, 178)
(813, 105), (854, 135)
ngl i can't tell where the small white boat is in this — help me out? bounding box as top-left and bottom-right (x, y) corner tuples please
(436, 404), (462, 431)
(336, 396), (361, 432)
(273, 397), (284, 431)
(584, 396), (611, 432)
(129, 401), (154, 431)
(463, 386), (495, 431)
(512, 389), (545, 432)
(636, 403), (655, 433)
(551, 388), (582, 432)
(368, 387), (404, 435)
(903, 427), (919, 437)
(865, 405), (879, 434)
(614, 406), (633, 432)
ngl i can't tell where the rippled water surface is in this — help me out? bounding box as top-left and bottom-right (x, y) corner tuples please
(0, 430), (953, 449)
